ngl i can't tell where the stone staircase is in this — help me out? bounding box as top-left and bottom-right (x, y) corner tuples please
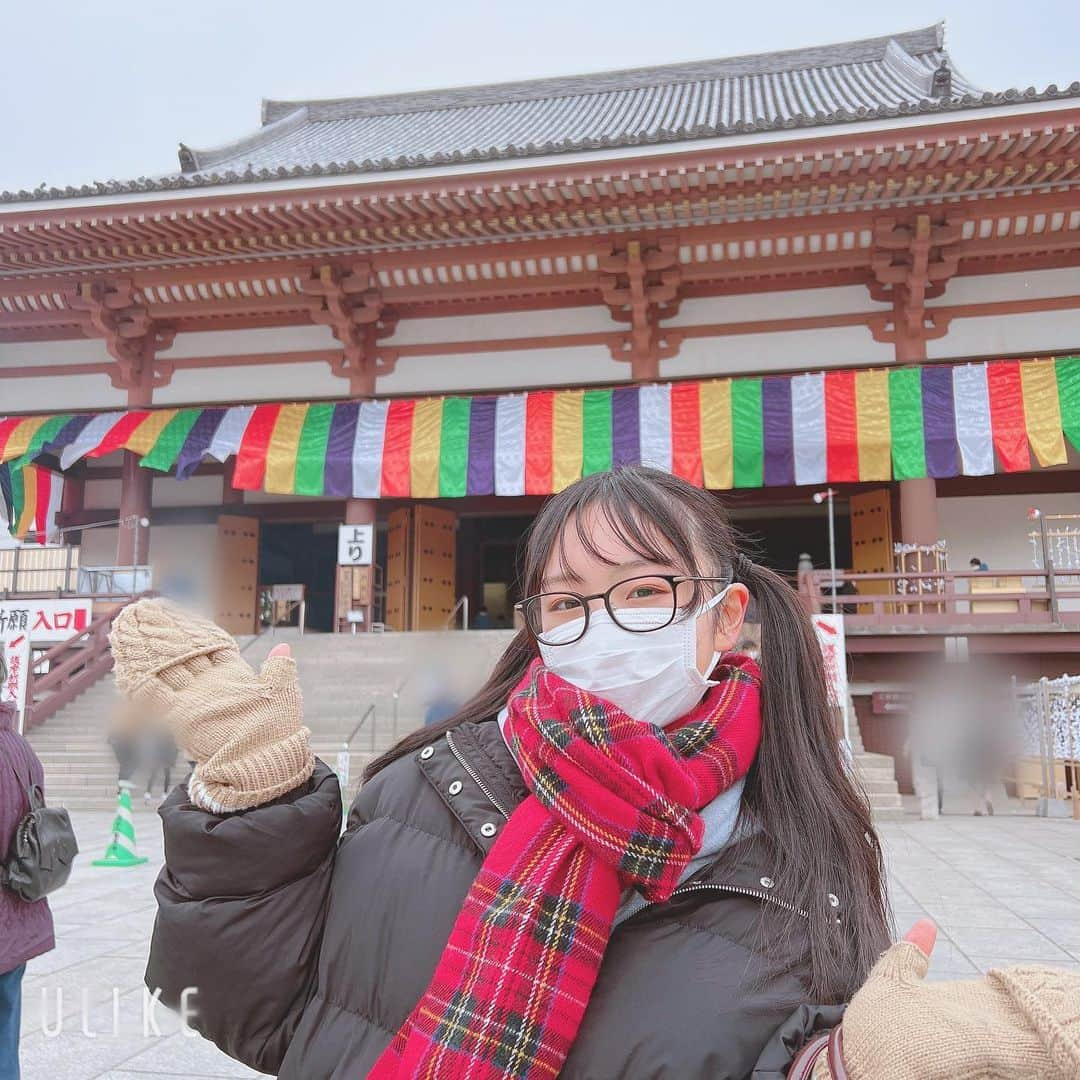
(29, 629), (517, 811)
(845, 701), (906, 821)
(29, 633), (908, 820)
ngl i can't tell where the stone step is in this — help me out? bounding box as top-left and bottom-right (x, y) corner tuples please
(859, 779), (904, 795)
(865, 791), (903, 809)
(856, 766), (899, 783)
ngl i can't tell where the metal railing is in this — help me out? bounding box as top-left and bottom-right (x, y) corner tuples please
(443, 595), (470, 631)
(344, 702), (378, 753)
(0, 545), (81, 595)
(797, 567), (1080, 630)
(26, 591), (156, 731)
(345, 667), (414, 757)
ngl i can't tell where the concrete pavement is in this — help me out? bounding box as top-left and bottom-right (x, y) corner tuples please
(14, 806), (1080, 1079)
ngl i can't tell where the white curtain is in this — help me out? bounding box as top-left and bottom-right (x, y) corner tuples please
(495, 394), (527, 496)
(351, 400), (389, 498)
(638, 383), (672, 472)
(953, 364), (994, 476)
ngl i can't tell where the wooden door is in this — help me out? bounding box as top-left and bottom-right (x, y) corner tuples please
(215, 514), (260, 635)
(850, 489), (894, 595)
(410, 505), (458, 630)
(384, 508), (411, 631)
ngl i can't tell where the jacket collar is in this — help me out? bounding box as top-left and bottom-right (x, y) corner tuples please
(416, 718), (810, 917)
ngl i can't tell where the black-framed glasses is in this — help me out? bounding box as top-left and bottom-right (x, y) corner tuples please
(516, 575), (729, 646)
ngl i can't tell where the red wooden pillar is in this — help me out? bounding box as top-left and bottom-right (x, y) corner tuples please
(892, 299), (941, 551)
(334, 362), (380, 630)
(116, 451), (151, 566)
(222, 458), (244, 506)
(336, 498), (377, 632)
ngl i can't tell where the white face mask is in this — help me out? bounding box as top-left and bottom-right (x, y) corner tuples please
(537, 587), (731, 728)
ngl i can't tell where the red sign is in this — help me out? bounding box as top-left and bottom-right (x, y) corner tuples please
(871, 691), (913, 715)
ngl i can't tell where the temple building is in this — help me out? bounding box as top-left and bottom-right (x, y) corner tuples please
(2, 21), (1079, 738)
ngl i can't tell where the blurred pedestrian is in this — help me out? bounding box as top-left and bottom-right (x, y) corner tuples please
(1, 688), (55, 1080)
(471, 605), (494, 629)
(106, 699), (141, 785)
(144, 730), (179, 804)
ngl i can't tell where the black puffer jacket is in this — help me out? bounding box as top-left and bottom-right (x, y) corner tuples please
(147, 719), (840, 1078)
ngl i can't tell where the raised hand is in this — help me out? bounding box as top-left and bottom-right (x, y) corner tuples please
(110, 599), (314, 814)
(834, 917), (1080, 1079)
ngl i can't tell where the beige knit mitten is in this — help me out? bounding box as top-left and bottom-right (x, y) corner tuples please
(835, 923), (1080, 1079)
(109, 598), (314, 814)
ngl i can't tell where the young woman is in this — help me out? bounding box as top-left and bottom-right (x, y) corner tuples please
(113, 466), (889, 1079)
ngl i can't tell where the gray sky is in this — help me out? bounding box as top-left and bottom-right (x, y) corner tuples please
(4, 0), (1078, 193)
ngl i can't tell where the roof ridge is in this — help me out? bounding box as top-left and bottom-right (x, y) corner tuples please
(260, 24), (945, 125)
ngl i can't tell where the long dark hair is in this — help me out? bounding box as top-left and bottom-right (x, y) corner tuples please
(366, 466), (890, 1002)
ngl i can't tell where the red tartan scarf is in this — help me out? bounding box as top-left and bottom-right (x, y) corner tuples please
(370, 653), (762, 1079)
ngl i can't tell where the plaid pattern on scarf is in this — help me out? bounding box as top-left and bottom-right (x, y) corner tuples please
(369, 654), (762, 1079)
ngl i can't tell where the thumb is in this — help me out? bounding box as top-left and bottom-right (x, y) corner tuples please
(902, 918), (937, 959)
(260, 649), (300, 695)
(870, 919), (936, 985)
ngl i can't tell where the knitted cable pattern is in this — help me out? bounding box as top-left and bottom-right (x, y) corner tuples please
(110, 599), (314, 813)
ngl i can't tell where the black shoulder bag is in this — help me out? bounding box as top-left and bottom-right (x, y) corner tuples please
(1, 753), (79, 902)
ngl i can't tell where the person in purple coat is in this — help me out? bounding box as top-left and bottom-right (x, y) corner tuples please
(0, 694), (55, 1080)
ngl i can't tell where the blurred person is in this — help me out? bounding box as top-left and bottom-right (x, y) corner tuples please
(0, 683), (55, 1080)
(969, 556), (990, 571)
(471, 605), (494, 629)
(909, 658), (1018, 816)
(106, 699), (141, 786)
(144, 730), (179, 804)
(109, 467), (890, 1078)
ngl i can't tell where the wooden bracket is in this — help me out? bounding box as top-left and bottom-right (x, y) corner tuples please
(595, 237), (683, 379)
(866, 213), (964, 356)
(303, 263), (397, 394)
(67, 279), (175, 398)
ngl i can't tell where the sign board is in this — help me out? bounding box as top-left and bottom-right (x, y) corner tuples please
(0, 599), (92, 644)
(335, 749), (350, 793)
(812, 614), (848, 707)
(872, 691), (913, 715)
(812, 614), (850, 745)
(338, 524), (374, 566)
(0, 633), (31, 735)
(0, 599), (93, 734)
(269, 584), (305, 602)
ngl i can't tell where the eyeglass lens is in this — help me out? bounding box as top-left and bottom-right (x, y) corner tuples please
(526, 576), (698, 644)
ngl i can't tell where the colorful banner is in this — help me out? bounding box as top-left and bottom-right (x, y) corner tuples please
(1, 357), (1077, 503)
(0, 463), (63, 543)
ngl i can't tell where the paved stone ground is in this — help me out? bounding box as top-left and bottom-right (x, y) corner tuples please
(13, 806), (1080, 1079)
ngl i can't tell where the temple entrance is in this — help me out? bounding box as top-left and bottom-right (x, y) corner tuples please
(725, 503), (853, 578)
(383, 505), (459, 630)
(457, 514), (534, 629)
(259, 522), (338, 632)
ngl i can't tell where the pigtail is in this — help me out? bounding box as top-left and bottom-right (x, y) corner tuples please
(733, 556), (890, 1002)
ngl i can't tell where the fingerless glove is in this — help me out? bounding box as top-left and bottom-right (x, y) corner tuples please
(110, 599), (314, 814)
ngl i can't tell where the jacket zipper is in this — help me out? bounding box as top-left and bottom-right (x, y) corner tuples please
(440, 735), (807, 919)
(445, 730), (512, 820)
(662, 882), (809, 918)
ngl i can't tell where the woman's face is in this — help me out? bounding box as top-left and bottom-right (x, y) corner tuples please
(539, 508), (750, 674)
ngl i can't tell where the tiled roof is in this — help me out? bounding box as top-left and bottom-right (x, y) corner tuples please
(4, 24), (1078, 204)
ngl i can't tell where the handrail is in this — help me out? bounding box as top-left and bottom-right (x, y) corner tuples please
(443, 595), (470, 631)
(345, 702), (377, 752)
(26, 591), (157, 731)
(391, 672), (414, 743)
(796, 567), (1080, 629)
